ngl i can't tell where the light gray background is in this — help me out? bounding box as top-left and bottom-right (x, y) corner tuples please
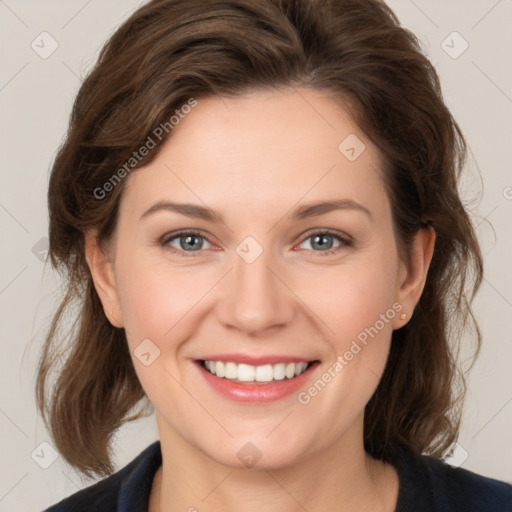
(1, 0), (511, 510)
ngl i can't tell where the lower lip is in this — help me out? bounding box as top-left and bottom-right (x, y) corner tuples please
(196, 361), (319, 402)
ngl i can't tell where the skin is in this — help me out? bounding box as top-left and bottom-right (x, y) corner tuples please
(85, 87), (435, 512)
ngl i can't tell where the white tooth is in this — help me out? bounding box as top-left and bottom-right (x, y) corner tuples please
(255, 364), (274, 382)
(216, 361), (225, 378)
(237, 363), (255, 382)
(295, 362), (307, 376)
(225, 362), (237, 379)
(273, 363), (286, 380)
(205, 360), (309, 381)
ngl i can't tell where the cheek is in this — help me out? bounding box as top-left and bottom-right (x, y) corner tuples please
(296, 250), (399, 343)
(297, 252), (400, 415)
(114, 255), (199, 407)
(115, 252), (201, 344)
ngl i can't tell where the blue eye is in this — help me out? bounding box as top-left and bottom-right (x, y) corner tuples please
(161, 231), (212, 256)
(160, 229), (352, 258)
(297, 230), (353, 255)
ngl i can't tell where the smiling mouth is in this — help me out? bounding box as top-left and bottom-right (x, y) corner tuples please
(199, 360), (319, 384)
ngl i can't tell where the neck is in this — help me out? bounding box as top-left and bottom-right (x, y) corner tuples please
(149, 413), (399, 512)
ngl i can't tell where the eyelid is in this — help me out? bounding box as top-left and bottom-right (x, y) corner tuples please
(300, 227), (353, 245)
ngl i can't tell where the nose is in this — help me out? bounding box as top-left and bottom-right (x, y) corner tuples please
(216, 244), (295, 336)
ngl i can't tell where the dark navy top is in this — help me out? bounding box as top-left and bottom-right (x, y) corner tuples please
(43, 440), (512, 511)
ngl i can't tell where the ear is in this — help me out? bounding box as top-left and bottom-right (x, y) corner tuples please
(84, 230), (124, 328)
(392, 226), (436, 329)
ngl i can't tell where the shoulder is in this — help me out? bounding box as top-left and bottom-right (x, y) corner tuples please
(386, 442), (512, 512)
(42, 441), (162, 512)
(424, 457), (512, 511)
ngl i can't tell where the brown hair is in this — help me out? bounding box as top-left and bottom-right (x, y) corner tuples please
(36, 0), (484, 478)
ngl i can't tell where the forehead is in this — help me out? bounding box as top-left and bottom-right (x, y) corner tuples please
(121, 87), (390, 224)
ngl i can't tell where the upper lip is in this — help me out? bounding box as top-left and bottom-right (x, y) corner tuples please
(196, 353), (317, 365)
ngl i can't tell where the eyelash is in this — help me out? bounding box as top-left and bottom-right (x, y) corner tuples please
(159, 229), (353, 258)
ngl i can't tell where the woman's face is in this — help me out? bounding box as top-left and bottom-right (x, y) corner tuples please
(87, 87), (434, 469)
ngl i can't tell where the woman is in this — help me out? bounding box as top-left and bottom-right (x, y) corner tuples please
(37, 0), (512, 510)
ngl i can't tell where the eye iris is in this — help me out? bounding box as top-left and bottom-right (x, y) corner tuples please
(311, 234), (334, 250)
(181, 234), (203, 251)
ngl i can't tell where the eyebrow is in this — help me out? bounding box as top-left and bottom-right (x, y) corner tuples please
(139, 198), (373, 223)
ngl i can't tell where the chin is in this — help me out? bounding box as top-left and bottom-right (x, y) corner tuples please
(198, 434), (313, 471)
